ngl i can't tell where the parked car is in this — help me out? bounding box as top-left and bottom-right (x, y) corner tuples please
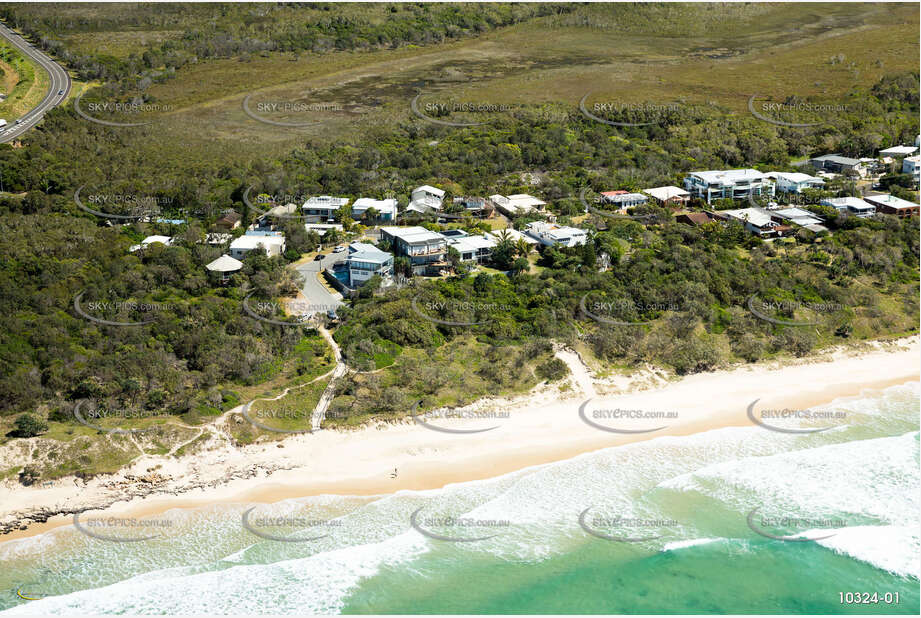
(326, 309), (339, 321)
(332, 245), (345, 253)
(58, 89), (64, 96)
(313, 254), (324, 261)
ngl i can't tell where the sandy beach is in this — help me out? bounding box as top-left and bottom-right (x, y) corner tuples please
(1, 336), (918, 544)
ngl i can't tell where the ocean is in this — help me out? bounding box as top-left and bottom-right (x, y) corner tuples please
(1, 383), (918, 614)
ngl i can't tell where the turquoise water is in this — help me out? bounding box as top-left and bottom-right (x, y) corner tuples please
(1, 383), (918, 614)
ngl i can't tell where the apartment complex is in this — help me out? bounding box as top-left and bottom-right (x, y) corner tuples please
(683, 169), (774, 203)
(380, 225), (448, 275)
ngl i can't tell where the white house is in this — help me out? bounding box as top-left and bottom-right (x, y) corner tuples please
(489, 194), (546, 216)
(443, 230), (497, 264)
(407, 185), (445, 214)
(601, 192), (648, 210)
(129, 235), (172, 252)
(524, 221), (587, 247)
(229, 233), (286, 258)
(769, 172), (826, 193)
(773, 207), (827, 232)
(683, 169), (774, 203)
(346, 242), (393, 285)
(717, 208), (787, 237)
(901, 155), (920, 183)
(379, 225), (447, 275)
(879, 145), (918, 158)
(302, 196), (349, 222)
(351, 198), (398, 222)
(643, 186), (690, 207)
(820, 197), (875, 218)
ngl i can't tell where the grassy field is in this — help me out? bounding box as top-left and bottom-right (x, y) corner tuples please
(0, 40), (48, 120)
(30, 2), (915, 195)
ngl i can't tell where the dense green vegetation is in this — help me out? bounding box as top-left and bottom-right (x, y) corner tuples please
(0, 3), (916, 476)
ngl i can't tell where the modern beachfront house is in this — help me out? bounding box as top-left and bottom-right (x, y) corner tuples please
(441, 230), (497, 264)
(489, 194), (546, 217)
(682, 169), (774, 204)
(715, 208), (790, 237)
(301, 196), (349, 222)
(229, 232), (286, 258)
(345, 242), (394, 285)
(524, 221), (588, 247)
(351, 198), (398, 222)
(820, 197), (876, 218)
(406, 185), (445, 214)
(769, 172), (826, 194)
(379, 225), (448, 275)
(809, 154), (863, 175)
(902, 155), (920, 183)
(600, 191), (648, 210)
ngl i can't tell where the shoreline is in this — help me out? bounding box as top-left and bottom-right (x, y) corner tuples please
(1, 336), (918, 545)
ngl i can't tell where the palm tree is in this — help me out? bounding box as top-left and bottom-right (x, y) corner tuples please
(514, 237), (532, 258)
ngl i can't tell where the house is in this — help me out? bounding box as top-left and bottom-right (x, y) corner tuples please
(352, 198), (398, 222)
(879, 145), (918, 158)
(407, 185), (445, 214)
(809, 154), (863, 175)
(214, 211), (242, 230)
(486, 227), (539, 247)
(675, 211), (714, 226)
(769, 172), (826, 194)
(443, 230), (497, 264)
(644, 186), (690, 207)
(601, 192), (648, 210)
(524, 221), (588, 247)
(346, 242), (393, 285)
(229, 232), (286, 259)
(302, 196), (349, 222)
(451, 196), (493, 218)
(773, 207), (828, 232)
(863, 194), (920, 219)
(901, 155), (920, 183)
(205, 254), (243, 283)
(129, 235), (172, 252)
(304, 223), (343, 237)
(683, 169), (774, 204)
(820, 197), (876, 218)
(206, 232), (232, 245)
(715, 208), (790, 237)
(379, 226), (448, 275)
(489, 194), (546, 216)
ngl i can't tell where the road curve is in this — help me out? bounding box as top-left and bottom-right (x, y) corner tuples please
(0, 20), (71, 143)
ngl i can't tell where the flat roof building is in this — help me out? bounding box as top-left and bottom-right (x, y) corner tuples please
(863, 194), (920, 219)
(683, 169), (773, 204)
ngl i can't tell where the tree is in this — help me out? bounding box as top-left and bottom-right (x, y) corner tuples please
(13, 413), (48, 438)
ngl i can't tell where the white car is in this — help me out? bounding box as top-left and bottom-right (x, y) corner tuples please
(332, 245), (345, 253)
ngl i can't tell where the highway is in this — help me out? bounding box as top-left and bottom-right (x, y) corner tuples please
(0, 20), (71, 143)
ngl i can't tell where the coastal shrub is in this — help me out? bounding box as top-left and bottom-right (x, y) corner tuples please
(13, 413), (48, 438)
(535, 357), (569, 383)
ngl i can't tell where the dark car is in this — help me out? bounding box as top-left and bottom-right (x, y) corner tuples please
(314, 254), (324, 261)
(326, 309), (339, 321)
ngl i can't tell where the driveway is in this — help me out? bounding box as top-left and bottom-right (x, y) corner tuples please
(294, 251), (347, 315)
